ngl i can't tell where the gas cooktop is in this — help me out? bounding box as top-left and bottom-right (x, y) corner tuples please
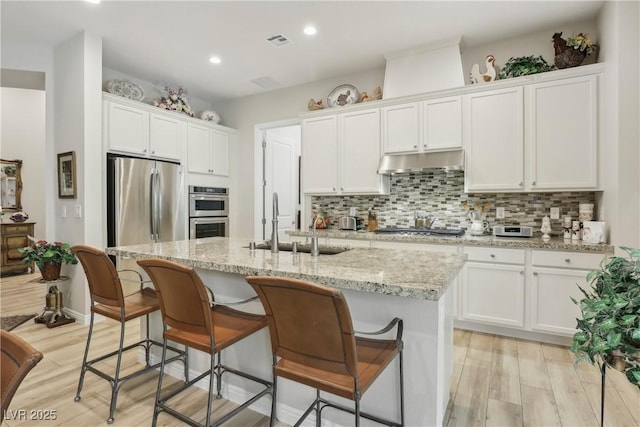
(374, 228), (465, 237)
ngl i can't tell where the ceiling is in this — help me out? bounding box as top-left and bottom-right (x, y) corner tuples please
(1, 1), (603, 103)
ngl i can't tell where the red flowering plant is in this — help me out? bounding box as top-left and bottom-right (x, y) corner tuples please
(18, 236), (78, 271)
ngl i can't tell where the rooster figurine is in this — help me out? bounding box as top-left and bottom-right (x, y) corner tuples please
(469, 55), (497, 84)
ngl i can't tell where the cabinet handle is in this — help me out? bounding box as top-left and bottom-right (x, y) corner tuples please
(151, 150), (156, 154)
(533, 272), (538, 276)
(340, 187), (344, 191)
(413, 145), (418, 149)
(423, 144), (427, 149)
(532, 181), (536, 186)
(520, 270), (524, 275)
(565, 258), (571, 263)
(332, 187), (336, 191)
(518, 181), (523, 186)
(490, 254), (495, 258)
(143, 148), (147, 153)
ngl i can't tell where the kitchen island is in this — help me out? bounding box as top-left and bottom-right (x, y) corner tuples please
(106, 237), (466, 427)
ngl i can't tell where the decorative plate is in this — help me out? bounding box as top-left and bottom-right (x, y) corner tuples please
(201, 110), (221, 123)
(107, 79), (145, 101)
(327, 84), (360, 108)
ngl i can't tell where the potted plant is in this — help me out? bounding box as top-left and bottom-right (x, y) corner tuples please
(497, 55), (555, 79)
(18, 236), (78, 281)
(571, 246), (640, 387)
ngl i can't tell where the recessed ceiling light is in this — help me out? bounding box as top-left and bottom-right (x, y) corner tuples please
(86, 0), (101, 4)
(209, 56), (221, 64)
(303, 26), (317, 36)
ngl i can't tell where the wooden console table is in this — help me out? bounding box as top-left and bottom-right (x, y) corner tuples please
(1, 221), (35, 276)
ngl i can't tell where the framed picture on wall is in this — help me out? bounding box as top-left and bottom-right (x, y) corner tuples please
(57, 151), (76, 198)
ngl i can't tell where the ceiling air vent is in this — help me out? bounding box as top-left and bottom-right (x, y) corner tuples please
(250, 76), (280, 89)
(266, 34), (292, 47)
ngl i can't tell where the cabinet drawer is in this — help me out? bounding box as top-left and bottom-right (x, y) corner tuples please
(464, 246), (525, 264)
(531, 250), (605, 270)
(2, 224), (32, 234)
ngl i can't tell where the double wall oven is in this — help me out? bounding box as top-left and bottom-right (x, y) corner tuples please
(189, 186), (229, 239)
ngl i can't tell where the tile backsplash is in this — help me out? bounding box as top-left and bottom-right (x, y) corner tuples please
(310, 171), (596, 233)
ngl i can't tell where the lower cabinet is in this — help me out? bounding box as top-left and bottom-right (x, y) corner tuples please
(461, 247), (526, 328)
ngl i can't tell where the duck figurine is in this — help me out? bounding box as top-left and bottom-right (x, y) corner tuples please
(469, 55), (497, 84)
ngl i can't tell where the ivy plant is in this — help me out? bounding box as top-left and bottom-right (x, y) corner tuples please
(571, 246), (640, 387)
(497, 55), (555, 79)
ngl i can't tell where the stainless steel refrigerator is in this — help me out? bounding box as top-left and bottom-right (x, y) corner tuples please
(107, 154), (185, 271)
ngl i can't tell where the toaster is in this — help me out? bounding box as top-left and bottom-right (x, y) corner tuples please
(339, 216), (357, 231)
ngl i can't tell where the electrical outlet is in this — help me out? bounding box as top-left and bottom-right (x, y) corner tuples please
(550, 207), (560, 220)
(496, 207), (505, 219)
(61, 206), (67, 218)
(74, 205), (82, 218)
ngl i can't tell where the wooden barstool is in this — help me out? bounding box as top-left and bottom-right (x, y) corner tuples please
(137, 258), (272, 427)
(71, 245), (187, 424)
(246, 276), (404, 427)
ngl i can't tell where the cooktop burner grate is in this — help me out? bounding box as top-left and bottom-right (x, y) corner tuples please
(375, 228), (465, 237)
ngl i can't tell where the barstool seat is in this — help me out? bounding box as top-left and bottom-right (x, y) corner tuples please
(71, 245), (187, 424)
(246, 275), (404, 427)
(137, 258), (272, 427)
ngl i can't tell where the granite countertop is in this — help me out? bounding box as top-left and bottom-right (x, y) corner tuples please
(106, 237), (466, 301)
(288, 230), (614, 253)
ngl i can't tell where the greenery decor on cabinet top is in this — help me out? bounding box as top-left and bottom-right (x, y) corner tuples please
(497, 55), (556, 79)
(571, 246), (640, 387)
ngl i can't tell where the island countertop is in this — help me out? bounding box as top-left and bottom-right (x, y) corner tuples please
(106, 237), (466, 301)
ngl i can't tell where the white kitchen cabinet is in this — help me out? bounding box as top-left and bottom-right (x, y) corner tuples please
(187, 123), (230, 176)
(381, 103), (420, 153)
(302, 108), (388, 195)
(105, 100), (149, 156)
(529, 250), (604, 336)
(461, 247), (526, 328)
(463, 87), (524, 192)
(527, 75), (598, 190)
(381, 97), (462, 154)
(422, 96), (462, 151)
(149, 113), (185, 160)
(104, 96), (183, 162)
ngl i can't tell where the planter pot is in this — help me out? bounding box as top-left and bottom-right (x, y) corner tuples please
(40, 262), (61, 281)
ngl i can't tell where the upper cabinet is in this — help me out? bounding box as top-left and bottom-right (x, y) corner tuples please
(302, 108), (389, 195)
(463, 87), (524, 192)
(187, 123), (231, 176)
(464, 72), (600, 193)
(381, 96), (462, 154)
(104, 95), (184, 161)
(527, 75), (598, 190)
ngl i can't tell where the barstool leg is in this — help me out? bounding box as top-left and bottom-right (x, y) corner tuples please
(107, 317), (127, 424)
(206, 351), (216, 427)
(399, 349), (405, 426)
(144, 313), (151, 367)
(152, 336), (169, 427)
(74, 310), (95, 402)
(355, 399), (361, 427)
(269, 363), (277, 427)
(215, 351), (223, 398)
(183, 346), (189, 382)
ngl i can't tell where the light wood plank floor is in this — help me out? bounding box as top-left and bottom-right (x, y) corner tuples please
(2, 272), (639, 426)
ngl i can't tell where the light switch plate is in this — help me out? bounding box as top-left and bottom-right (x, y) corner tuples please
(61, 206), (67, 218)
(496, 207), (505, 219)
(75, 205), (82, 218)
(550, 207), (560, 220)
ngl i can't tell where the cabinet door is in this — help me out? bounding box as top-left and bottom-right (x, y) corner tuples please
(422, 96), (462, 151)
(340, 108), (381, 193)
(302, 116), (338, 194)
(530, 267), (588, 335)
(461, 262), (525, 327)
(187, 123), (212, 174)
(464, 87), (524, 192)
(106, 101), (149, 155)
(150, 113), (184, 161)
(528, 75), (598, 190)
(381, 103), (420, 153)
(210, 129), (230, 176)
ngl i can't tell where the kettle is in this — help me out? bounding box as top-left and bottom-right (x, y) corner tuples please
(414, 211), (434, 229)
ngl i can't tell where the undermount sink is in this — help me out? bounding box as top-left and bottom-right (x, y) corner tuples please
(253, 242), (351, 255)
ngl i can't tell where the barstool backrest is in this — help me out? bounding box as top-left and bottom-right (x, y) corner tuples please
(246, 276), (358, 377)
(137, 259), (213, 338)
(71, 245), (124, 307)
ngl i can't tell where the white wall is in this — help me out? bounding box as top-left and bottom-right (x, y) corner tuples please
(0, 88), (47, 238)
(221, 67), (386, 238)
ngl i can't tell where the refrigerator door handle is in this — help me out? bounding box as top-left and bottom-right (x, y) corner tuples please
(149, 168), (157, 240)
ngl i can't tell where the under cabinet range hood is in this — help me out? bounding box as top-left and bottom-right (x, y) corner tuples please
(377, 150), (464, 174)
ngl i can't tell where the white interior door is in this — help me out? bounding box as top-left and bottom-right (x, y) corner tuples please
(264, 126), (300, 241)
